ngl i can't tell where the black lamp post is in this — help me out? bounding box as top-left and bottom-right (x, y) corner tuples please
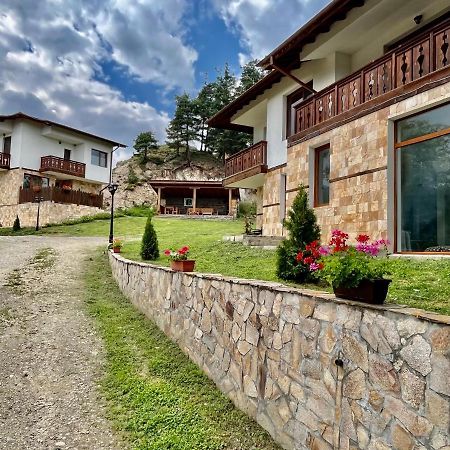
(107, 182), (119, 244)
(35, 194), (44, 231)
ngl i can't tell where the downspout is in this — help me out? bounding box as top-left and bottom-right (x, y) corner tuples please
(109, 145), (120, 184)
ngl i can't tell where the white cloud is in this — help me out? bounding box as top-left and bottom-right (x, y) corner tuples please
(214, 0), (331, 60)
(0, 0), (198, 155)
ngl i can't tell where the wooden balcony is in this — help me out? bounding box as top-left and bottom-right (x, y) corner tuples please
(291, 16), (450, 142)
(224, 141), (267, 187)
(19, 186), (103, 208)
(40, 155), (85, 178)
(0, 152), (10, 170)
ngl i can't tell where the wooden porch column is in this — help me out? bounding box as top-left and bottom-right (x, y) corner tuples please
(193, 187), (197, 213)
(228, 189), (233, 216)
(157, 187), (161, 213)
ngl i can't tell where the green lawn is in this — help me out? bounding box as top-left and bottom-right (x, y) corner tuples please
(84, 251), (280, 450)
(2, 216), (449, 314)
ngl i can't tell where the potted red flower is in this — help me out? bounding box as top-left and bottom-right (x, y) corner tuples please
(164, 246), (195, 272)
(297, 230), (391, 304)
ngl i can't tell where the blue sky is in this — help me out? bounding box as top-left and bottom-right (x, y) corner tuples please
(0, 0), (330, 161)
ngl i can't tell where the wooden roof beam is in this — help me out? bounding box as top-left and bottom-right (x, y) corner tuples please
(269, 57), (317, 94)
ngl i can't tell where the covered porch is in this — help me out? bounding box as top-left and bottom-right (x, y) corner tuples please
(149, 180), (239, 216)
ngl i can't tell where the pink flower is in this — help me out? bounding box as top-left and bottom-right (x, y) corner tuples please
(164, 249), (171, 256)
(310, 262), (321, 271)
(319, 246), (330, 255)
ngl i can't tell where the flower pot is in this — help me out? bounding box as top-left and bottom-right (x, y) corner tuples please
(171, 260), (195, 272)
(113, 247), (121, 253)
(333, 279), (391, 304)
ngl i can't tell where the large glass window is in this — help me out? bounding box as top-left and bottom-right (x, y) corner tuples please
(91, 149), (108, 167)
(396, 103), (450, 252)
(315, 145), (330, 206)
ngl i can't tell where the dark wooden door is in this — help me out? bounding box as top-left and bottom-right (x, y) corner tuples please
(64, 149), (71, 160)
(3, 136), (11, 154)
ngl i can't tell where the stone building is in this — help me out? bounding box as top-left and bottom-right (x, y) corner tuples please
(208, 0), (450, 254)
(0, 112), (125, 227)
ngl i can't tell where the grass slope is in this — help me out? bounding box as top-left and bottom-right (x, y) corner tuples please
(3, 216), (449, 314)
(84, 251), (280, 450)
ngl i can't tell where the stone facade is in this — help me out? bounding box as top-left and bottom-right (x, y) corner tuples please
(262, 166), (287, 237)
(0, 168), (104, 227)
(0, 202), (104, 228)
(109, 252), (450, 450)
(259, 82), (450, 242)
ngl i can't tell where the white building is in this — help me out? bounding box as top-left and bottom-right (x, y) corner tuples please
(0, 112), (126, 227)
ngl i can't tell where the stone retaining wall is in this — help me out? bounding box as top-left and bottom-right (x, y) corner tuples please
(109, 252), (450, 450)
(0, 202), (104, 228)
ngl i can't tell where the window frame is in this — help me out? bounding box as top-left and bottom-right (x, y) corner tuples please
(314, 144), (331, 207)
(184, 198), (193, 207)
(91, 148), (108, 168)
(394, 101), (450, 254)
(285, 82), (313, 138)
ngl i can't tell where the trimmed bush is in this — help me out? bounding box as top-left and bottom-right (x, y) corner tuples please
(12, 216), (21, 232)
(276, 185), (320, 282)
(140, 212), (159, 260)
(237, 201), (256, 218)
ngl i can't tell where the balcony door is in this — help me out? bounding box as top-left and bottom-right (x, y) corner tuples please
(395, 103), (450, 252)
(64, 149), (71, 160)
(3, 136), (11, 154)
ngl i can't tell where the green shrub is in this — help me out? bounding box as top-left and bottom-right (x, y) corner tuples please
(12, 216), (21, 232)
(148, 154), (165, 165)
(237, 200), (256, 218)
(140, 213), (159, 260)
(276, 184), (320, 283)
(127, 166), (139, 186)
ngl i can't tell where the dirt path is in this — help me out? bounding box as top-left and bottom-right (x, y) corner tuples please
(0, 236), (123, 450)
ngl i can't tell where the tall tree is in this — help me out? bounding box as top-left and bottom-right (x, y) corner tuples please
(134, 131), (158, 164)
(237, 59), (265, 94)
(195, 82), (215, 153)
(165, 120), (183, 156)
(172, 93), (198, 164)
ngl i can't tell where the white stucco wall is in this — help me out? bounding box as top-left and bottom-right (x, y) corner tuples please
(3, 120), (114, 184)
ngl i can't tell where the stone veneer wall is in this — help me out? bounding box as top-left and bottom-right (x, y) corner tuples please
(109, 252), (450, 450)
(0, 202), (105, 227)
(260, 82), (450, 240)
(262, 166), (286, 237)
(0, 168), (104, 227)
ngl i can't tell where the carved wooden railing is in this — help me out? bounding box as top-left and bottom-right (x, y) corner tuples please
(19, 186), (103, 208)
(294, 17), (450, 135)
(225, 141), (267, 178)
(40, 155), (86, 178)
(0, 152), (11, 169)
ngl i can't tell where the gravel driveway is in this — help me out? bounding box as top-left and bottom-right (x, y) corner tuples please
(0, 236), (123, 450)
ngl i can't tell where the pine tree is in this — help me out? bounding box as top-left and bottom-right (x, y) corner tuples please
(276, 185), (321, 282)
(140, 212), (159, 260)
(237, 59), (265, 94)
(12, 215), (21, 232)
(134, 131), (158, 165)
(165, 121), (183, 156)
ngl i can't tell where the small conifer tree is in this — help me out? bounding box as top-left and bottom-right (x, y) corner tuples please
(140, 211), (159, 260)
(12, 215), (21, 232)
(276, 185), (320, 282)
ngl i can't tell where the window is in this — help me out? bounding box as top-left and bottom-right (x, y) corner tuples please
(286, 82), (313, 137)
(395, 102), (450, 252)
(64, 149), (71, 160)
(314, 144), (330, 206)
(23, 174), (49, 189)
(3, 136), (11, 154)
(91, 149), (108, 167)
(184, 198), (193, 207)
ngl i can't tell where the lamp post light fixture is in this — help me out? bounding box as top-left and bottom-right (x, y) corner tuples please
(107, 182), (119, 244)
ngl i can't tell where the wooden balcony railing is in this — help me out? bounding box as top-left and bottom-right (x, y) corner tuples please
(19, 186), (103, 208)
(293, 16), (450, 137)
(225, 140), (267, 179)
(40, 155), (86, 178)
(0, 152), (10, 169)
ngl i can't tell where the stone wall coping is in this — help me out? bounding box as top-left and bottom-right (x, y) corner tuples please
(111, 251), (450, 326)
